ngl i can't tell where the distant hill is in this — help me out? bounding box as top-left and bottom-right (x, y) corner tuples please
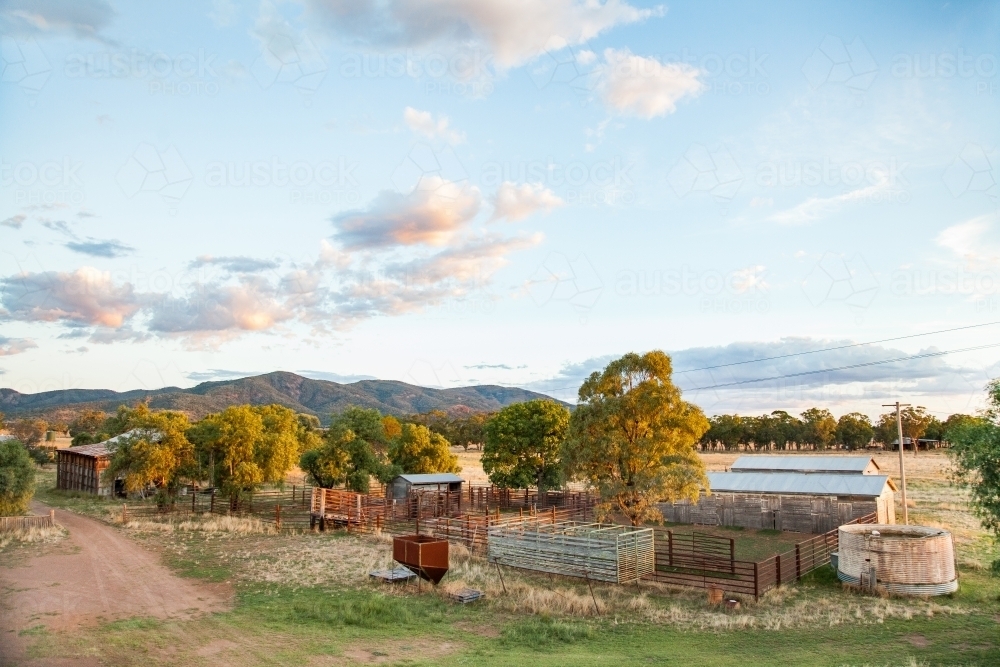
(0, 371), (568, 424)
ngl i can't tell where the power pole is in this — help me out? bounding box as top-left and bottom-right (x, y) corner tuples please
(883, 401), (911, 525)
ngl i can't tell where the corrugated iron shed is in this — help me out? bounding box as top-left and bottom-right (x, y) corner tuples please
(730, 455), (879, 475)
(396, 473), (464, 484)
(707, 471), (891, 497)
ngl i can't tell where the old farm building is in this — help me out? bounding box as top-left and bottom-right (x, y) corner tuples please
(55, 430), (158, 496)
(660, 456), (896, 532)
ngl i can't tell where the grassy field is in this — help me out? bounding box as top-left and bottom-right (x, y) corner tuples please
(10, 452), (1000, 666)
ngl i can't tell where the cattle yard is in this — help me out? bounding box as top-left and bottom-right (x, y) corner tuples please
(8, 452), (1000, 666)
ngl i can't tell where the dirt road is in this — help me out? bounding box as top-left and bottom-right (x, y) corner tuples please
(0, 503), (231, 666)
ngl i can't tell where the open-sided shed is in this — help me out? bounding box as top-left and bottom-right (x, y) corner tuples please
(56, 441), (113, 495)
(388, 473), (464, 500)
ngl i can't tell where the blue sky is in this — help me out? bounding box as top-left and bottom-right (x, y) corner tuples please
(1, 0), (999, 419)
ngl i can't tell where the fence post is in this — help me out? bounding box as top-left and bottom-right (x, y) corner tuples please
(49, 509), (55, 527)
(668, 531), (673, 567)
(795, 544), (802, 580)
(122, 503), (128, 524)
(210, 491), (216, 514)
(275, 504), (281, 530)
(192, 485), (197, 513)
(550, 506), (556, 524)
(776, 555), (781, 587)
(729, 537), (735, 574)
(753, 561), (759, 600)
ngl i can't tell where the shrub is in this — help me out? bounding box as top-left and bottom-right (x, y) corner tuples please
(0, 440), (36, 515)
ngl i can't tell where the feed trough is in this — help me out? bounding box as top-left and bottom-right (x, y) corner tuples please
(837, 524), (958, 596)
(392, 535), (449, 584)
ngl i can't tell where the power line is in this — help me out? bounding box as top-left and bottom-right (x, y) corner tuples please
(674, 321), (1000, 374)
(685, 342), (1000, 391)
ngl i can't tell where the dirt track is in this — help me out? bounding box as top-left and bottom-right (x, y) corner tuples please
(0, 503), (231, 666)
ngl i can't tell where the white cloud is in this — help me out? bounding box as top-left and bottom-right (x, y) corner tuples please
(935, 215), (1000, 269)
(146, 279), (291, 335)
(306, 0), (657, 68)
(331, 177), (482, 249)
(0, 0), (116, 40)
(531, 339), (987, 414)
(0, 267), (139, 327)
(594, 48), (704, 119)
(0, 336), (37, 356)
(403, 107), (466, 144)
(768, 182), (887, 225)
(491, 182), (564, 221)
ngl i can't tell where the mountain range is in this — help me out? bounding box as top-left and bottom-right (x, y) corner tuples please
(0, 371), (566, 425)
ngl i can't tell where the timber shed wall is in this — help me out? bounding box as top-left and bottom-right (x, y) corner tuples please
(56, 450), (110, 495)
(659, 491), (883, 533)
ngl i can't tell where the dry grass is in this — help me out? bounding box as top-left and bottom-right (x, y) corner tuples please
(0, 524), (67, 550)
(121, 515), (278, 535)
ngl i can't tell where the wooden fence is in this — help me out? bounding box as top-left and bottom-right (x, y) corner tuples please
(644, 512), (878, 599)
(466, 485), (598, 512)
(0, 511), (56, 532)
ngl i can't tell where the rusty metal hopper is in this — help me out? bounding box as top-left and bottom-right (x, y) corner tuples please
(393, 535), (449, 584)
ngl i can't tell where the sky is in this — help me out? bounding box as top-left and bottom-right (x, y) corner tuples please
(1, 0), (999, 420)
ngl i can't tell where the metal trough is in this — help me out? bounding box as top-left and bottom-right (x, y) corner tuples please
(393, 534), (449, 584)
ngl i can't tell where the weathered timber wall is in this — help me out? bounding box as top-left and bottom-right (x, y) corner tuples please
(658, 492), (881, 533)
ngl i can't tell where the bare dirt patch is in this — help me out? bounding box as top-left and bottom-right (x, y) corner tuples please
(906, 634), (930, 647)
(0, 503), (232, 666)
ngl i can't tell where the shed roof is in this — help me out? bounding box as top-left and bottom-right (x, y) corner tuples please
(394, 473), (464, 484)
(730, 455), (879, 474)
(707, 471), (893, 497)
(58, 429), (161, 459)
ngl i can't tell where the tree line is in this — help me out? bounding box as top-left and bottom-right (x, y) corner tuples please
(700, 407), (980, 451)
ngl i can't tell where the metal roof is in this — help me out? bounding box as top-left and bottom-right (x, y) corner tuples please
(707, 471), (892, 497)
(395, 473), (464, 484)
(730, 455), (879, 474)
(57, 429), (161, 459)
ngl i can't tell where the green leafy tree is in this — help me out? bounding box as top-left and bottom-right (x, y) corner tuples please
(69, 410), (108, 445)
(800, 408), (837, 449)
(452, 412), (493, 451)
(949, 380), (1000, 573)
(482, 400), (569, 491)
(193, 404), (301, 509)
(389, 423), (460, 474)
(942, 414), (980, 443)
(102, 410), (194, 504)
(836, 412), (874, 450)
(300, 408), (397, 491)
(702, 414), (745, 450)
(562, 351), (709, 526)
(875, 406), (934, 451)
(0, 440), (36, 515)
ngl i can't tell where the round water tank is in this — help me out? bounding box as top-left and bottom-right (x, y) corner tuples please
(837, 524), (958, 596)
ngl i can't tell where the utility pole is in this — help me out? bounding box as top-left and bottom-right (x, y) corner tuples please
(883, 401), (911, 525)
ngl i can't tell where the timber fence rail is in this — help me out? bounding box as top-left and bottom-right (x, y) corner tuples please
(0, 511), (56, 532)
(645, 511), (878, 599)
(466, 485), (598, 512)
